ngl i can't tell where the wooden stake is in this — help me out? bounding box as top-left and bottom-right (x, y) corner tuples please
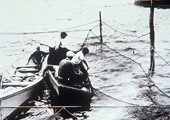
(149, 0), (155, 76)
(99, 11), (103, 47)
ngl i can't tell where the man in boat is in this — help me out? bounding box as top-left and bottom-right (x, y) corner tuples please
(70, 47), (90, 85)
(47, 32), (70, 65)
(57, 51), (78, 85)
(27, 46), (48, 70)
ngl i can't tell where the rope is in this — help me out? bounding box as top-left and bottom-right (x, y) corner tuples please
(155, 51), (169, 65)
(81, 30), (91, 47)
(92, 87), (138, 106)
(103, 43), (147, 75)
(102, 22), (149, 38)
(0, 20), (99, 35)
(72, 29), (92, 53)
(90, 30), (100, 41)
(146, 51), (170, 99)
(95, 38), (170, 103)
(154, 63), (168, 74)
(60, 20), (99, 31)
(0, 29), (91, 35)
(74, 23), (101, 51)
(151, 50), (170, 74)
(86, 26), (170, 103)
(102, 42), (170, 105)
(91, 24), (100, 30)
(147, 77), (170, 99)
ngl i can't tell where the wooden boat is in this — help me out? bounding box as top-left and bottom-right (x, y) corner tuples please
(134, 0), (170, 6)
(0, 64), (44, 119)
(46, 66), (94, 106)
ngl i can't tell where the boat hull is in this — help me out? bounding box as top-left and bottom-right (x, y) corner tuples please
(47, 70), (94, 106)
(0, 64), (44, 120)
(134, 0), (170, 7)
(0, 78), (43, 119)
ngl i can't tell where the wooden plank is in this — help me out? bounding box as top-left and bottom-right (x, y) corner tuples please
(16, 65), (37, 69)
(17, 68), (39, 73)
(2, 82), (31, 87)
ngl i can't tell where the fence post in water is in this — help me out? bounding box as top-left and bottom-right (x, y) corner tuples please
(99, 11), (103, 48)
(149, 0), (155, 76)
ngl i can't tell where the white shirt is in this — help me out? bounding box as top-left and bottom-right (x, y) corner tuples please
(48, 37), (60, 48)
(71, 51), (84, 64)
(48, 36), (68, 48)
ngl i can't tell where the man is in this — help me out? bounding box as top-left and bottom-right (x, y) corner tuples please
(58, 31), (68, 48)
(71, 47), (89, 71)
(71, 47), (90, 84)
(57, 51), (76, 85)
(27, 46), (48, 66)
(47, 32), (69, 65)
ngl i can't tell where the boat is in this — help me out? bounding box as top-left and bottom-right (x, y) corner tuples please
(134, 0), (170, 7)
(0, 61), (44, 119)
(46, 66), (94, 106)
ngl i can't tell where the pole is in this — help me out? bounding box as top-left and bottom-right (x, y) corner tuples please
(99, 11), (103, 47)
(149, 0), (155, 76)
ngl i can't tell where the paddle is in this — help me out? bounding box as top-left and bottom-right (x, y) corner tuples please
(29, 39), (52, 48)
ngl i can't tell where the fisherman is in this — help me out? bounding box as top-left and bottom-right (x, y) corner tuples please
(71, 47), (90, 84)
(58, 31), (68, 48)
(47, 32), (69, 65)
(27, 46), (48, 67)
(57, 51), (77, 85)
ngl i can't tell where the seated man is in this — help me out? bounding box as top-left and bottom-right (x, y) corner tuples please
(71, 47), (90, 85)
(57, 51), (76, 85)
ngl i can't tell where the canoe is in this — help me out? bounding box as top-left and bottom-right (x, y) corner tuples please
(0, 65), (44, 119)
(46, 67), (94, 106)
(134, 0), (170, 6)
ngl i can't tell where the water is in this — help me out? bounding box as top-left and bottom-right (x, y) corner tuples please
(1, 0), (170, 119)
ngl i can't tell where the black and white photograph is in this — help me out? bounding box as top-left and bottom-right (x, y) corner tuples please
(1, 0), (170, 119)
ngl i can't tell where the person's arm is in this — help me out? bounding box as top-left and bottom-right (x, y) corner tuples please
(40, 52), (49, 64)
(58, 38), (62, 49)
(42, 51), (49, 56)
(27, 54), (33, 65)
(82, 59), (89, 70)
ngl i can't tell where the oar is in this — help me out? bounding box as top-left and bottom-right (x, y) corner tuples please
(29, 39), (52, 48)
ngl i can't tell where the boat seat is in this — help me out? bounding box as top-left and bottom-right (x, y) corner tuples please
(2, 82), (31, 87)
(15, 65), (40, 73)
(17, 68), (39, 73)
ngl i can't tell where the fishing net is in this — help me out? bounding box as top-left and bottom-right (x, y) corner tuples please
(2, 20), (170, 119)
